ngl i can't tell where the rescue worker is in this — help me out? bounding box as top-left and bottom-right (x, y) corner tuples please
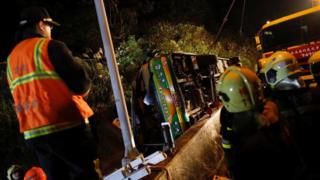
(307, 51), (320, 177)
(258, 51), (306, 132)
(217, 66), (302, 180)
(260, 51), (320, 179)
(7, 7), (98, 180)
(308, 50), (320, 86)
(259, 51), (305, 90)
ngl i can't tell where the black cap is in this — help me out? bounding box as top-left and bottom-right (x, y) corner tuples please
(19, 7), (60, 27)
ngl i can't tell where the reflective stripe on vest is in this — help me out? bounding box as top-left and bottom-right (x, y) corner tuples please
(8, 39), (61, 92)
(24, 121), (83, 139)
(9, 71), (60, 92)
(6, 56), (13, 84)
(222, 138), (232, 149)
(34, 38), (45, 71)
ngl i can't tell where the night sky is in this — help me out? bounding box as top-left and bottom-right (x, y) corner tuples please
(0, 0), (314, 61)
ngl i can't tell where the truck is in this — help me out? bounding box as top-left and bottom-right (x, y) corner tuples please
(255, 5), (320, 80)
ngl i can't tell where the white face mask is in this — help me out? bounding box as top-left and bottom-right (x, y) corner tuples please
(275, 77), (306, 90)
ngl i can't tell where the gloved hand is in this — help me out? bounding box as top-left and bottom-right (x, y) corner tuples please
(261, 100), (279, 126)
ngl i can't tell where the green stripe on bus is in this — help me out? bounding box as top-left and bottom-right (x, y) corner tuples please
(10, 71), (60, 92)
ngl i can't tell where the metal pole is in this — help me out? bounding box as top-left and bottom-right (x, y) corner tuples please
(239, 0), (246, 35)
(214, 0), (236, 43)
(93, 0), (139, 165)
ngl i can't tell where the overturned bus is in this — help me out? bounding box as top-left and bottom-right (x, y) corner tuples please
(130, 52), (229, 154)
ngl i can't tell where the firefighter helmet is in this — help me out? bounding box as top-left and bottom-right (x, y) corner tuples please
(260, 51), (304, 90)
(217, 66), (263, 113)
(308, 51), (320, 84)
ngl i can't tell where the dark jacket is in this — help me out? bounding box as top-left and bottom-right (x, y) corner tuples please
(268, 87), (320, 179)
(220, 107), (303, 180)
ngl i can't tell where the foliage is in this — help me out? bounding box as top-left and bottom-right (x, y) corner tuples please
(116, 35), (147, 95)
(136, 22), (258, 70)
(117, 36), (145, 73)
(75, 51), (114, 112)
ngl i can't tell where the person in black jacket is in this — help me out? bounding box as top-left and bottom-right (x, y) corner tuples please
(260, 51), (320, 179)
(9, 6), (98, 180)
(217, 66), (303, 180)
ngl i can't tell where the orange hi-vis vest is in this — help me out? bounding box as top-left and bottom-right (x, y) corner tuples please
(7, 37), (93, 139)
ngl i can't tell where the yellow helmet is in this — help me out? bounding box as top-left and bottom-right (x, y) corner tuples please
(260, 51), (304, 90)
(308, 51), (320, 84)
(217, 66), (263, 113)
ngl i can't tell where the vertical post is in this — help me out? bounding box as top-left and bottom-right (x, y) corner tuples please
(213, 0), (236, 43)
(94, 0), (139, 165)
(239, 0), (246, 36)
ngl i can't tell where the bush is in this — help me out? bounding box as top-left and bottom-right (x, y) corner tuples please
(136, 22), (258, 70)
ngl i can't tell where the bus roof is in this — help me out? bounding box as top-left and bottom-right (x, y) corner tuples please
(261, 5), (320, 30)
